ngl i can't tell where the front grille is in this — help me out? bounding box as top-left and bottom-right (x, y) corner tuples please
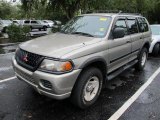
(41, 80), (52, 89)
(15, 67), (35, 84)
(15, 48), (44, 71)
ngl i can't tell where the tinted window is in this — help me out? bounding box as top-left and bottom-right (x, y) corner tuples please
(24, 21), (30, 24)
(61, 16), (112, 38)
(115, 19), (128, 35)
(127, 19), (139, 34)
(31, 21), (38, 24)
(137, 18), (149, 32)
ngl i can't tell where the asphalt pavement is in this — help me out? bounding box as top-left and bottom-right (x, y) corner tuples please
(0, 53), (160, 120)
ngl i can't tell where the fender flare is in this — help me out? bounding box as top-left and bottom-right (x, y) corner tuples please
(79, 56), (108, 74)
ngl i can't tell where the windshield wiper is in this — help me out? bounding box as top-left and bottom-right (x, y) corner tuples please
(71, 32), (94, 37)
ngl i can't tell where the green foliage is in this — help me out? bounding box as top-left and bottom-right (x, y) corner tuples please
(1, 0), (160, 24)
(7, 24), (30, 43)
(0, 1), (18, 19)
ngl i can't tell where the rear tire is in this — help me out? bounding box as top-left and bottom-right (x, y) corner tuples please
(70, 67), (103, 109)
(152, 43), (160, 56)
(135, 48), (148, 71)
(2, 27), (7, 33)
(30, 26), (32, 32)
(43, 26), (47, 31)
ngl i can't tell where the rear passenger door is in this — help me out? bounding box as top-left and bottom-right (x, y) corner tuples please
(137, 17), (151, 48)
(31, 21), (39, 29)
(108, 17), (132, 73)
(126, 17), (143, 62)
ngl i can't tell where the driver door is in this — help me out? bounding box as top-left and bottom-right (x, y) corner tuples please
(107, 17), (132, 73)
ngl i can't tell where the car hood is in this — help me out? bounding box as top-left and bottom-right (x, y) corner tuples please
(20, 33), (101, 58)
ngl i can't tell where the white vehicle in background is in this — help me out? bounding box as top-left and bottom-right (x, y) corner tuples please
(13, 20), (21, 25)
(43, 20), (54, 28)
(0, 20), (12, 33)
(22, 20), (49, 31)
(150, 25), (160, 56)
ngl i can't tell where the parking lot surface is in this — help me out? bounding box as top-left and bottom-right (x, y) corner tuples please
(0, 53), (160, 120)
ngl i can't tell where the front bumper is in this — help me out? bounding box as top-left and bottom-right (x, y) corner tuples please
(12, 57), (81, 100)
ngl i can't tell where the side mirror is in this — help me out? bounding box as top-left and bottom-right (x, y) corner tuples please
(113, 28), (125, 39)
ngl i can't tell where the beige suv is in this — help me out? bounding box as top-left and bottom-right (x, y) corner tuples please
(12, 13), (151, 109)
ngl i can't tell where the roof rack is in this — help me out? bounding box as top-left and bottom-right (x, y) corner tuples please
(84, 10), (141, 16)
(85, 10), (120, 14)
(119, 13), (142, 16)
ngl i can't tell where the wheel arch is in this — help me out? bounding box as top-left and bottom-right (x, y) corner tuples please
(79, 57), (108, 81)
(142, 41), (150, 51)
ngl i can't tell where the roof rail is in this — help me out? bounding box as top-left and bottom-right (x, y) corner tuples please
(85, 10), (120, 14)
(119, 13), (142, 16)
(84, 10), (141, 16)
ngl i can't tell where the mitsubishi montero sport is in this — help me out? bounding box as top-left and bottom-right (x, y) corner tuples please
(12, 13), (151, 109)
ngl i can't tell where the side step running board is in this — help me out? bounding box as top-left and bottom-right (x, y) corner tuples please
(107, 60), (138, 81)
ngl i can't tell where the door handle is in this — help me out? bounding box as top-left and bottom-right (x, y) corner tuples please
(126, 41), (131, 43)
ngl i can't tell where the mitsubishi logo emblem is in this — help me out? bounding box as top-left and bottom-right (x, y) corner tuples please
(23, 54), (28, 62)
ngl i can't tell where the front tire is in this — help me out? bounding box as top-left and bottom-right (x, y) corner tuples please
(152, 43), (160, 56)
(135, 48), (148, 71)
(70, 67), (103, 109)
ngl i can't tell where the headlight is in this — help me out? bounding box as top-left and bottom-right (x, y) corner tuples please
(39, 59), (73, 73)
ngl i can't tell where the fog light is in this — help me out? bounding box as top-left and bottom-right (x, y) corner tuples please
(40, 80), (52, 89)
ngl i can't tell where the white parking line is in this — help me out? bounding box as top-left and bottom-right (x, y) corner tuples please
(0, 76), (16, 83)
(108, 67), (160, 120)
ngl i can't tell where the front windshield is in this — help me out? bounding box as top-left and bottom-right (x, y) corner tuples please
(151, 26), (160, 35)
(61, 15), (112, 38)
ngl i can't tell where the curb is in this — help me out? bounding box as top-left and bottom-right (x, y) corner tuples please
(0, 52), (15, 56)
(0, 42), (21, 47)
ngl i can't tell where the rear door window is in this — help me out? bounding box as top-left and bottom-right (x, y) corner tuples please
(127, 19), (139, 34)
(31, 21), (38, 24)
(137, 18), (149, 32)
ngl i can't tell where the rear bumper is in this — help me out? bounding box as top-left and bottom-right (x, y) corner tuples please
(149, 41), (156, 53)
(12, 57), (81, 100)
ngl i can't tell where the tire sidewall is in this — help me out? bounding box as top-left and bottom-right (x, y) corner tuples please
(138, 48), (148, 70)
(43, 26), (47, 31)
(71, 67), (103, 109)
(153, 43), (159, 56)
(81, 69), (103, 107)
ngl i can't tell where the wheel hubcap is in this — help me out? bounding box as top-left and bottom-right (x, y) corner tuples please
(141, 52), (147, 66)
(84, 76), (100, 102)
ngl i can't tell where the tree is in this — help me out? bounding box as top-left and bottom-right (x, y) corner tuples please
(48, 0), (82, 19)
(0, 1), (19, 19)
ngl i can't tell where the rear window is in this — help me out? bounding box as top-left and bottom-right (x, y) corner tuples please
(137, 18), (149, 32)
(31, 21), (38, 24)
(150, 25), (160, 35)
(24, 20), (30, 24)
(127, 19), (139, 34)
